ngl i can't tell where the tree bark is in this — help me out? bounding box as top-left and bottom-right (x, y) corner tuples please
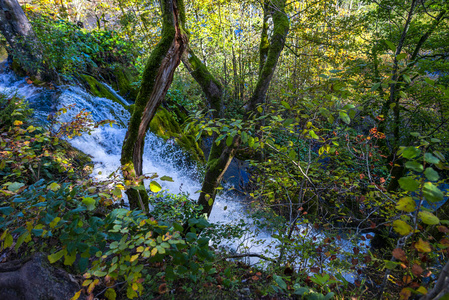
(121, 0), (187, 210)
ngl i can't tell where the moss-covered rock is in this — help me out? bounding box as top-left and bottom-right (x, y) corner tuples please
(110, 65), (139, 101)
(79, 74), (124, 105)
(150, 107), (204, 162)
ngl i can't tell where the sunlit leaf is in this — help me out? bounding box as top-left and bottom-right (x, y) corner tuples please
(82, 197), (96, 210)
(309, 130), (319, 140)
(415, 238), (431, 252)
(405, 161), (423, 172)
(7, 182), (24, 192)
(160, 176), (174, 182)
(424, 168), (439, 181)
(48, 249), (65, 263)
(419, 211), (440, 225)
(398, 177), (420, 192)
(401, 147), (420, 159)
(395, 197), (416, 213)
(424, 153), (440, 165)
(150, 181), (162, 193)
(47, 182), (60, 191)
(393, 220), (412, 236)
(339, 112), (350, 124)
(423, 182), (444, 203)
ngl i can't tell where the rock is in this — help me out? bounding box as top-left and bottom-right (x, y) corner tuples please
(0, 253), (84, 300)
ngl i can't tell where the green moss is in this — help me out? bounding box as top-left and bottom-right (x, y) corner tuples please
(80, 74), (123, 105)
(149, 107), (204, 162)
(110, 65), (139, 101)
(187, 50), (222, 118)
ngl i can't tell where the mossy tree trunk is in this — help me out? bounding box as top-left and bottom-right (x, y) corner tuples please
(0, 0), (55, 81)
(121, 0), (187, 210)
(188, 0), (289, 217)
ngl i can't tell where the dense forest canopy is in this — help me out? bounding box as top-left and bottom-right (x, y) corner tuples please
(0, 0), (448, 299)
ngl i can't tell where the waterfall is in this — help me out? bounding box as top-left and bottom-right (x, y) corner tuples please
(0, 69), (246, 227)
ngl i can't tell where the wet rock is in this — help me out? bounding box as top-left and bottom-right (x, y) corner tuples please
(0, 253), (84, 300)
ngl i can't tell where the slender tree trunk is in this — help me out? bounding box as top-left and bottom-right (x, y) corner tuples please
(192, 0), (289, 217)
(121, 0), (187, 210)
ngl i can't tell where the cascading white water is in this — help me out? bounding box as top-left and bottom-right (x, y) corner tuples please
(0, 69), (370, 282)
(0, 69), (247, 228)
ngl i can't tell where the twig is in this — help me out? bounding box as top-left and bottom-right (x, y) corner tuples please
(221, 253), (276, 263)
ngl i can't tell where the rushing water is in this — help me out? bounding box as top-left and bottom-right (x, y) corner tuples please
(0, 68), (371, 282)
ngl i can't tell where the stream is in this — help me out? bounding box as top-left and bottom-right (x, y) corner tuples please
(0, 67), (370, 283)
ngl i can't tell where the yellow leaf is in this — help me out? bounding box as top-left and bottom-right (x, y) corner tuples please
(13, 120), (23, 126)
(416, 286), (427, 295)
(393, 220), (413, 236)
(82, 279), (92, 287)
(419, 211), (440, 225)
(151, 248), (158, 257)
(149, 181), (162, 193)
(130, 254), (139, 262)
(395, 197), (416, 212)
(415, 238), (431, 253)
(70, 290), (82, 300)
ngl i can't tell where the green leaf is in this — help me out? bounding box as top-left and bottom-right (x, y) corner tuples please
(424, 153), (440, 165)
(160, 176), (174, 182)
(403, 74), (411, 84)
(309, 130), (319, 140)
(396, 53), (407, 60)
(82, 197), (96, 211)
(385, 40), (396, 52)
(274, 275), (287, 290)
(241, 131), (248, 143)
(48, 249), (65, 264)
(324, 293), (335, 300)
(47, 182), (60, 191)
(423, 182), (444, 203)
(424, 168), (439, 181)
(288, 149), (297, 160)
(398, 177), (420, 192)
(370, 83), (381, 91)
(395, 197), (416, 213)
(7, 182), (24, 192)
(405, 161), (423, 172)
(401, 147), (421, 159)
(3, 232), (13, 248)
(93, 270), (107, 277)
(419, 211), (440, 225)
(393, 220), (412, 236)
(105, 288), (117, 300)
(64, 252), (77, 266)
(424, 78), (435, 86)
(150, 181), (162, 193)
(339, 112), (350, 124)
(281, 101), (291, 109)
(15, 231), (30, 251)
(226, 135), (233, 147)
(0, 206), (14, 215)
(248, 137), (255, 148)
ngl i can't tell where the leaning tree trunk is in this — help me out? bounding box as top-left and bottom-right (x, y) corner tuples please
(121, 0), (187, 210)
(0, 0), (54, 81)
(192, 0), (289, 217)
